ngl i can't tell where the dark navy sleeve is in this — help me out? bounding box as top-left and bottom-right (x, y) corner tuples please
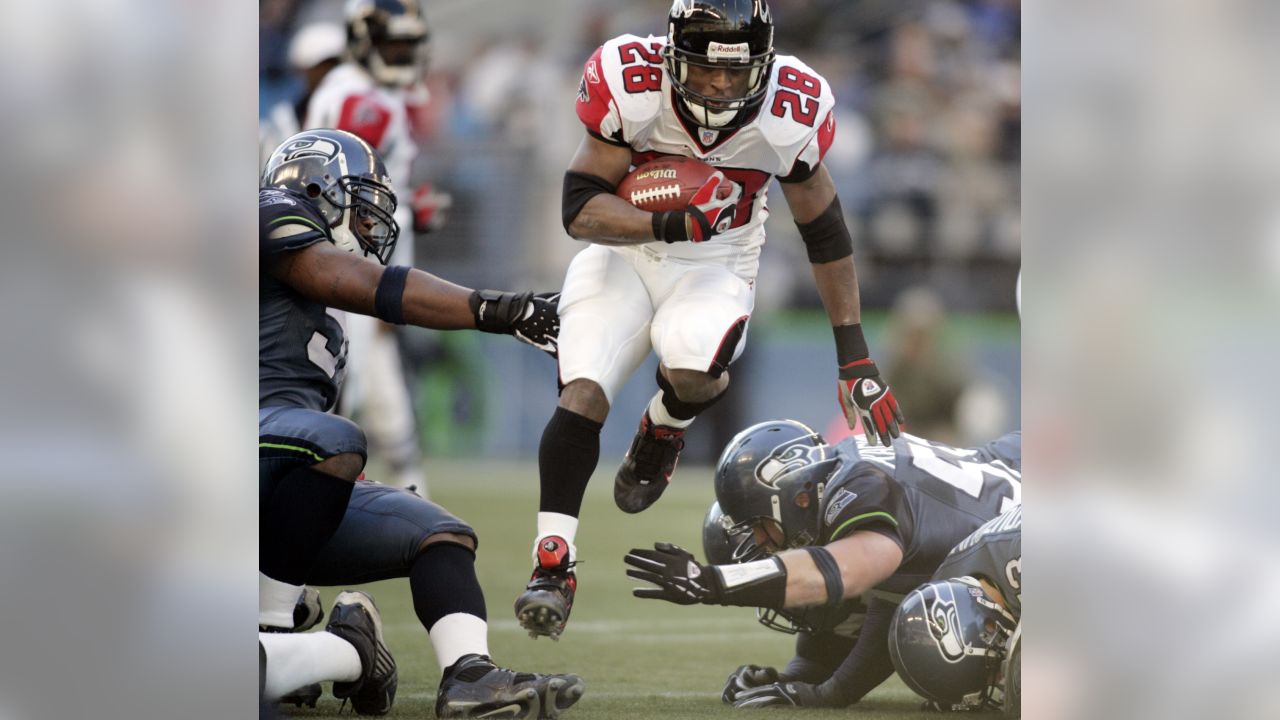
(259, 188), (332, 255)
(820, 464), (909, 550)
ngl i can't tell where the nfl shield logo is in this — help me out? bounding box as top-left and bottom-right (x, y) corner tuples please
(700, 128), (718, 145)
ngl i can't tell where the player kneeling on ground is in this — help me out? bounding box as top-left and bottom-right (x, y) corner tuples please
(625, 420), (1020, 708)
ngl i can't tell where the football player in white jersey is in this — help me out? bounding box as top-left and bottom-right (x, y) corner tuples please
(515, 0), (906, 640)
(304, 0), (439, 495)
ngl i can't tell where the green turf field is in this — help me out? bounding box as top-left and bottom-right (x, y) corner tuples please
(286, 459), (934, 719)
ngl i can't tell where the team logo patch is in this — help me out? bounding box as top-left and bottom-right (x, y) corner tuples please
(824, 488), (858, 526)
(686, 561), (701, 579)
(700, 128), (719, 145)
(586, 59), (600, 85)
(577, 75), (589, 102)
(860, 378), (881, 395)
(755, 438), (828, 489)
(280, 135), (339, 162)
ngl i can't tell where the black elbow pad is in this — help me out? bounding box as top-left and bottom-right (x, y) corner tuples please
(796, 195), (854, 264)
(562, 171), (616, 233)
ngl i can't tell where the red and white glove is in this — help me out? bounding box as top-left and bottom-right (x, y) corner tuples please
(685, 172), (741, 242)
(411, 182), (453, 234)
(838, 358), (904, 447)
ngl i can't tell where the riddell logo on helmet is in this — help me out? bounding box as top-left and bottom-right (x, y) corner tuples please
(707, 41), (750, 61)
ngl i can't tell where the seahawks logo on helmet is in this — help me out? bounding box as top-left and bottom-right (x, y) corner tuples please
(280, 136), (341, 162)
(755, 438), (828, 489)
(926, 596), (967, 663)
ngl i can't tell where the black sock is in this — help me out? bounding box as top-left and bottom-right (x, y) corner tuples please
(260, 465), (354, 585)
(538, 407), (602, 517)
(410, 542), (487, 631)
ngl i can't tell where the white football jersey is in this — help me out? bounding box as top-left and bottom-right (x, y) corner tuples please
(305, 62), (416, 243)
(576, 34), (837, 263)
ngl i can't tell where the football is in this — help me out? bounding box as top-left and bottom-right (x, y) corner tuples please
(616, 156), (730, 212)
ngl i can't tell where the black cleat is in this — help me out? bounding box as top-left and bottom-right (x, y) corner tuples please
(436, 653), (586, 719)
(613, 412), (685, 513)
(327, 590), (398, 715)
(514, 536), (577, 640)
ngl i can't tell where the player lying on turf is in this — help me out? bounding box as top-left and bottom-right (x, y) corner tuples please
(516, 0), (904, 642)
(889, 506), (1021, 716)
(258, 128), (577, 717)
(624, 420), (1020, 709)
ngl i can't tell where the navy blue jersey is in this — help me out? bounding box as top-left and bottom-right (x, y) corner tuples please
(819, 432), (1021, 595)
(934, 505), (1021, 617)
(259, 188), (347, 411)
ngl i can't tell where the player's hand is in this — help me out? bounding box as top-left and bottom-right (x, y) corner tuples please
(837, 358), (904, 447)
(685, 172), (742, 242)
(722, 665), (780, 704)
(411, 182), (452, 234)
(511, 292), (560, 358)
(732, 681), (825, 708)
(624, 542), (722, 605)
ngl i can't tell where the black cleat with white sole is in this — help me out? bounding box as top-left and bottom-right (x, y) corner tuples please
(436, 653), (585, 719)
(327, 590), (398, 715)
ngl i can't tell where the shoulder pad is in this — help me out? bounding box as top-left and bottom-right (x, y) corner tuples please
(576, 34), (666, 145)
(820, 462), (905, 544)
(758, 55), (837, 180)
(259, 188), (331, 254)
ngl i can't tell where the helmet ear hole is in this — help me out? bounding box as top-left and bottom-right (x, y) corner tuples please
(305, 183), (323, 198)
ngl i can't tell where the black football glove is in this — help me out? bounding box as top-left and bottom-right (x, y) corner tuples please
(511, 291), (560, 357)
(837, 358), (904, 447)
(470, 290), (561, 358)
(732, 681), (826, 708)
(722, 665), (780, 704)
(624, 542), (722, 605)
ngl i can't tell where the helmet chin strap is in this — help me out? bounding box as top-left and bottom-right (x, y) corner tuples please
(330, 212), (363, 255)
(684, 97), (737, 128)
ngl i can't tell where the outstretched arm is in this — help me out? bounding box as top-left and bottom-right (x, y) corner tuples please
(266, 242), (560, 354)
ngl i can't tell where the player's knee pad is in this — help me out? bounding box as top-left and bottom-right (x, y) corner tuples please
(656, 366), (729, 420)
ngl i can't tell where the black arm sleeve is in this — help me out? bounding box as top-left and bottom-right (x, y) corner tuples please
(562, 171), (616, 232)
(795, 195), (853, 264)
(814, 598), (898, 706)
(780, 631), (857, 685)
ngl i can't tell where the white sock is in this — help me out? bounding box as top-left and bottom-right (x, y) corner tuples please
(647, 392), (694, 429)
(428, 613), (490, 670)
(259, 573), (303, 629)
(260, 631), (362, 700)
(535, 512), (579, 564)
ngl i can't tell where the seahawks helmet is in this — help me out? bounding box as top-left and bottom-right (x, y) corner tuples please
(346, 0), (429, 87)
(262, 129), (400, 265)
(665, 0), (775, 130)
(888, 577), (1017, 709)
(714, 419), (837, 556)
(702, 500), (756, 565)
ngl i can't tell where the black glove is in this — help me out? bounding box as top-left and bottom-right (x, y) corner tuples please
(511, 291), (560, 357)
(732, 681), (827, 708)
(470, 289), (561, 358)
(722, 665), (780, 704)
(624, 542), (722, 605)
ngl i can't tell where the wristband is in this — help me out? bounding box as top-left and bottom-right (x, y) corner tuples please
(711, 556), (788, 608)
(373, 265), (411, 325)
(832, 323), (869, 366)
(652, 210), (689, 244)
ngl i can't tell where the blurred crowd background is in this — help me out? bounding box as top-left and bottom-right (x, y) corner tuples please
(260, 0), (1022, 462)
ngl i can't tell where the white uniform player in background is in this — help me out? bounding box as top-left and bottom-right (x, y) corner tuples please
(304, 0), (442, 495)
(514, 0), (906, 641)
